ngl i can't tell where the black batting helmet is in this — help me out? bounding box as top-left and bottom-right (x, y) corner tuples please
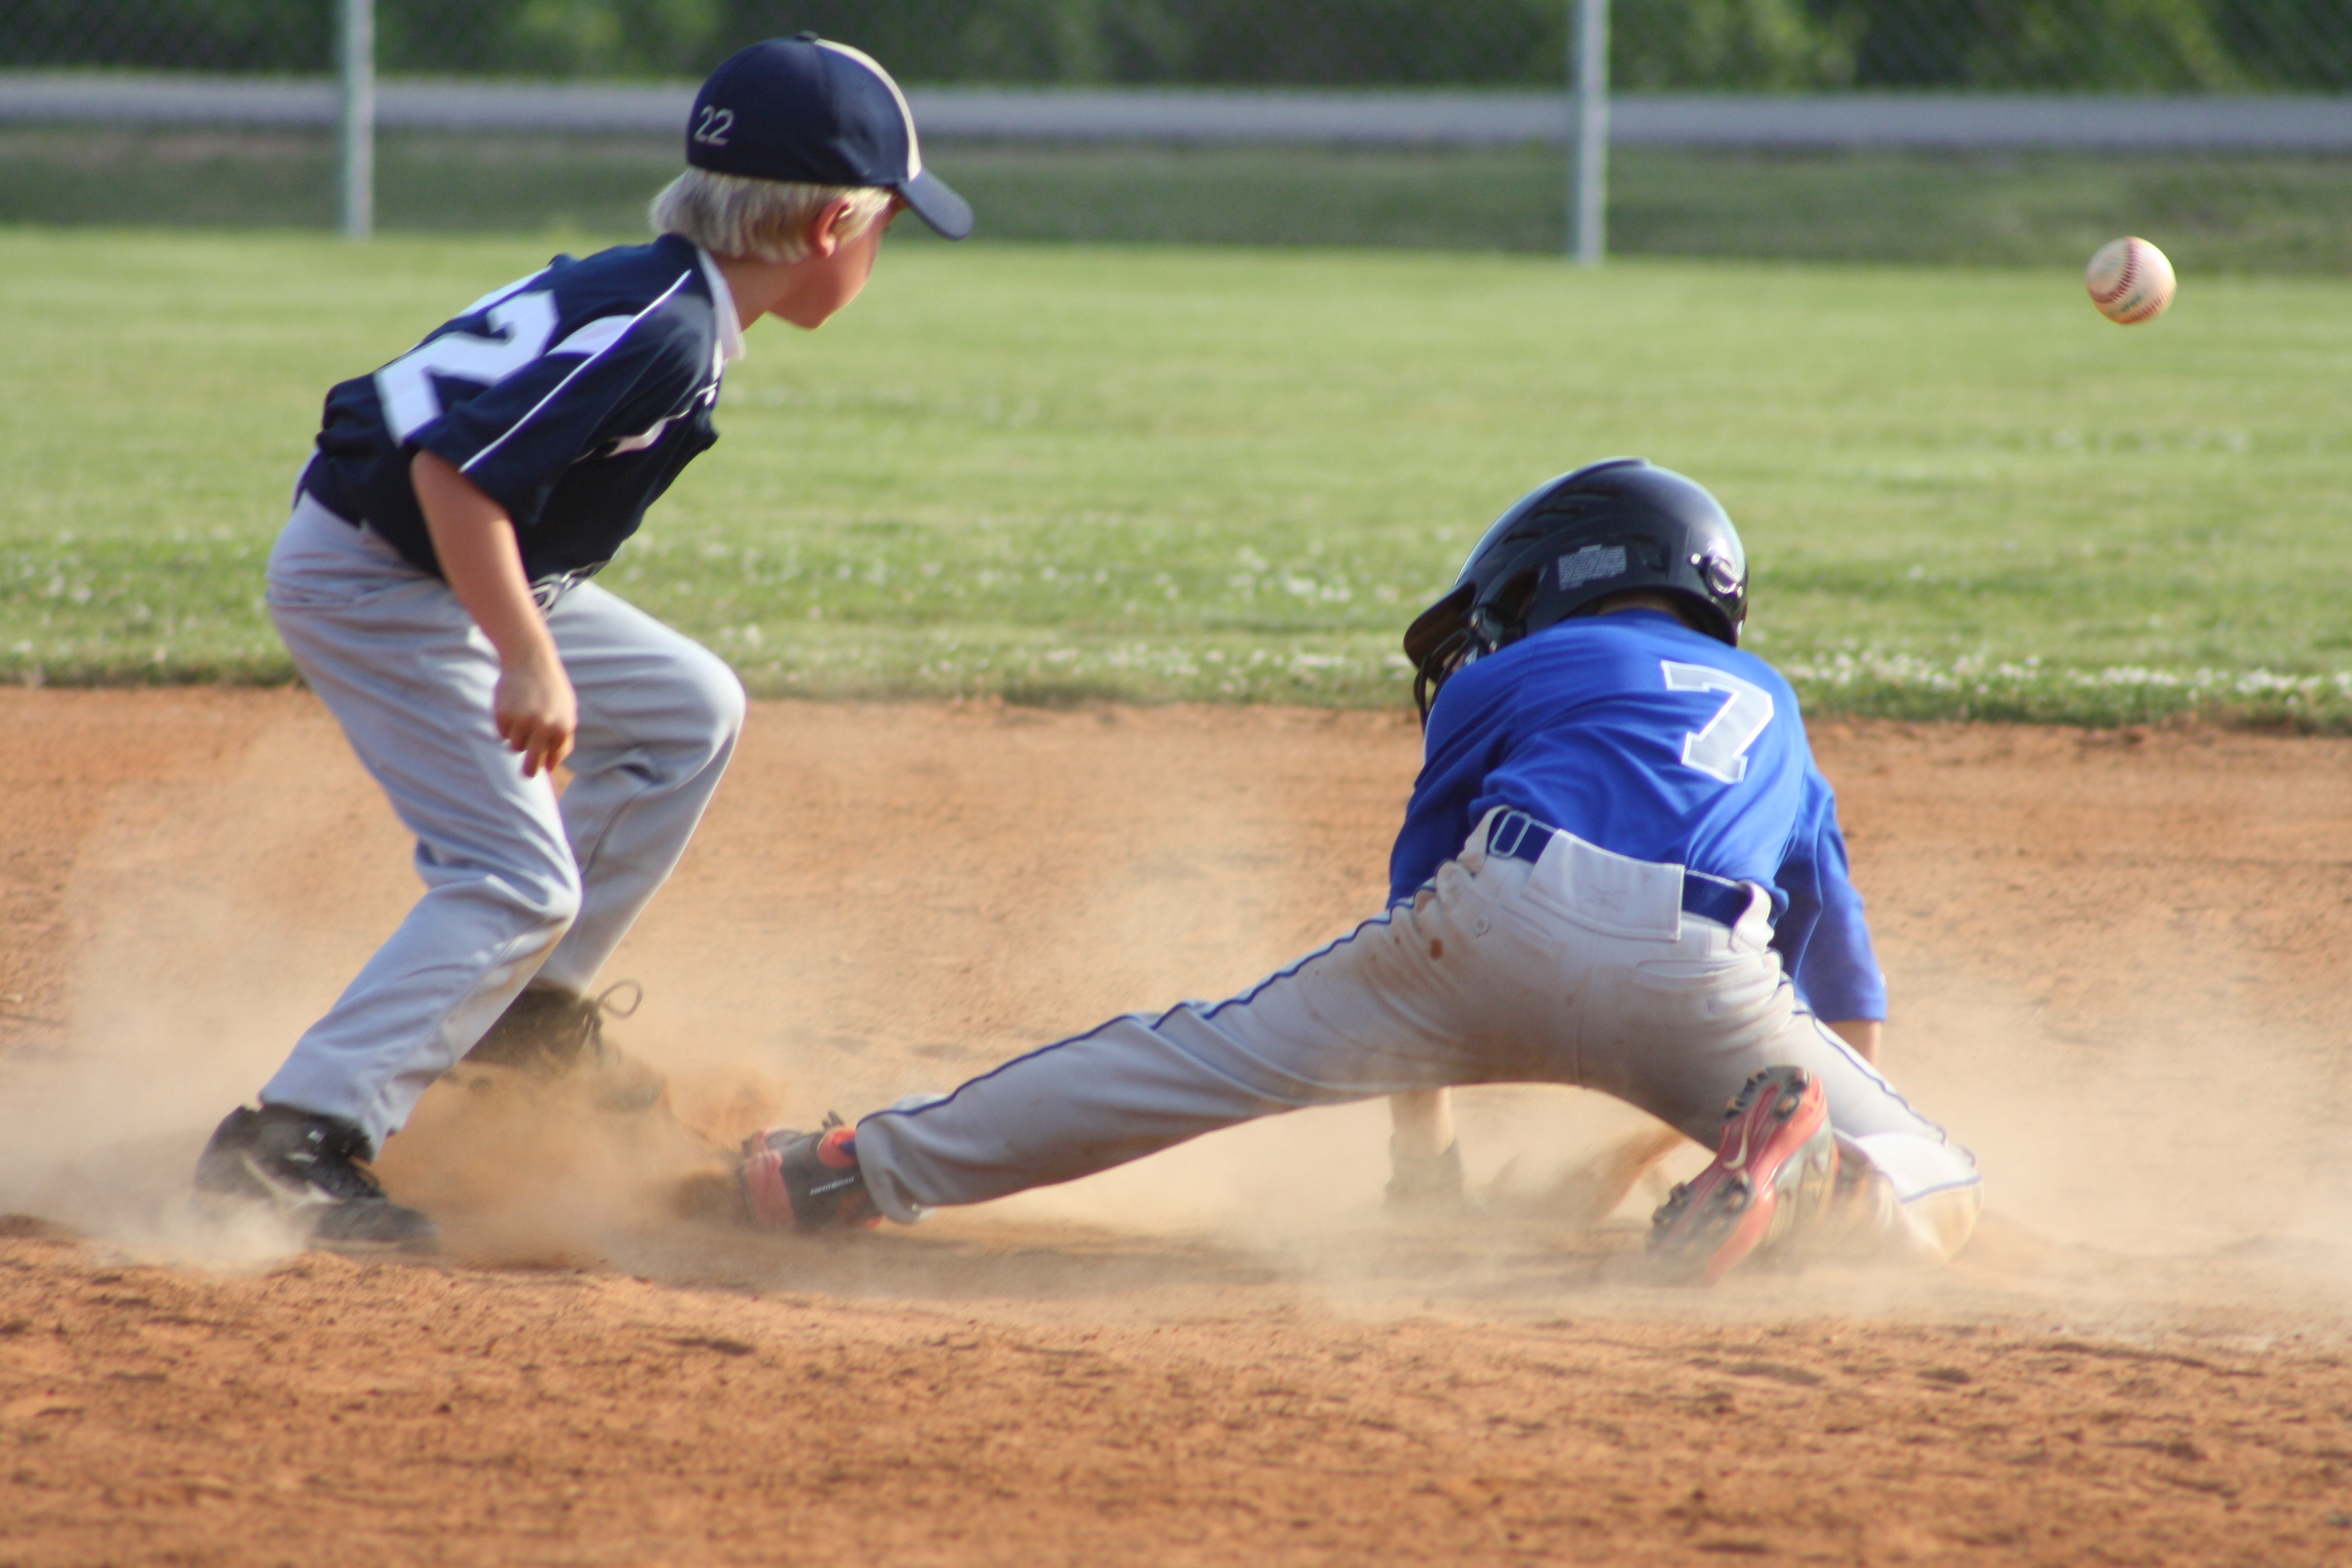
(1402, 459), (1748, 722)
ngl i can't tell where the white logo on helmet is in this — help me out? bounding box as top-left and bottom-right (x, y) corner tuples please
(1695, 547), (1742, 597)
(1557, 544), (1627, 589)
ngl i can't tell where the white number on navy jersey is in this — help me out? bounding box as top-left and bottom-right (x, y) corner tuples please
(374, 290), (560, 442)
(1662, 661), (1774, 784)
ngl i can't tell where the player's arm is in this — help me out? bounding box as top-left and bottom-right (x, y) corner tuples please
(1774, 766), (1886, 1063)
(411, 449), (576, 778)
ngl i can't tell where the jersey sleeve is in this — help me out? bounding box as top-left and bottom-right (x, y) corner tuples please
(409, 305), (709, 534)
(1768, 766), (1887, 1022)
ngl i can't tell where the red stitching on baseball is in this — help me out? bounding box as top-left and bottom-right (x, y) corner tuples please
(2091, 242), (2139, 307)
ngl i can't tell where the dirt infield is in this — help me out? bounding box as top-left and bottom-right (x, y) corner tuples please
(5, 690), (2352, 1566)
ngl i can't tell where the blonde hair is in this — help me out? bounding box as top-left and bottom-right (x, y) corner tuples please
(649, 167), (895, 263)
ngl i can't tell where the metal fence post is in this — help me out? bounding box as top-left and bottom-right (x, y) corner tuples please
(338, 0), (374, 240)
(1569, 0), (1609, 266)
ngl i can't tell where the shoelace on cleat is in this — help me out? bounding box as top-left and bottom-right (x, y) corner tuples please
(569, 980), (642, 1066)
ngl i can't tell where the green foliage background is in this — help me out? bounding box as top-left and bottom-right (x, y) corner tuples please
(8, 0), (2348, 88)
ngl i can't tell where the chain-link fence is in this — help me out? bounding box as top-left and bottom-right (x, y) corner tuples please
(4, 2), (2347, 263)
(5, 0), (2350, 90)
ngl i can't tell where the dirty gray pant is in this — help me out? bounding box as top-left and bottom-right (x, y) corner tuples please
(256, 492), (743, 1149)
(854, 809), (1980, 1255)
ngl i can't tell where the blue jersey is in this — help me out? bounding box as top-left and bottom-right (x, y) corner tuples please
(1388, 609), (1884, 1021)
(302, 234), (743, 596)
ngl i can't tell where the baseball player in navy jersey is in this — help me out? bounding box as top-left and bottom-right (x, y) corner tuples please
(194, 36), (972, 1253)
(732, 461), (1981, 1282)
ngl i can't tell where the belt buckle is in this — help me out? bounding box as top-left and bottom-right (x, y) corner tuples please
(1488, 810), (1537, 861)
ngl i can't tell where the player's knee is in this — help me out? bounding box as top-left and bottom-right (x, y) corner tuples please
(673, 645), (746, 763)
(517, 860), (584, 936)
(707, 660), (747, 743)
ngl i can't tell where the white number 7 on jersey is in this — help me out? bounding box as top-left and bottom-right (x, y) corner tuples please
(1662, 661), (1774, 783)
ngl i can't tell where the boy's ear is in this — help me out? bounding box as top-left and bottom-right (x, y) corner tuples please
(808, 195), (858, 257)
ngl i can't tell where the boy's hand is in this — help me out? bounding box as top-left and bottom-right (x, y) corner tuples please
(496, 647), (578, 779)
(413, 450), (580, 779)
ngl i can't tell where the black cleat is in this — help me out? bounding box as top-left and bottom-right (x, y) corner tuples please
(462, 981), (668, 1112)
(194, 1105), (438, 1254)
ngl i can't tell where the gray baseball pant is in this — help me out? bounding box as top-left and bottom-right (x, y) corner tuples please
(256, 493), (743, 1149)
(854, 809), (1980, 1256)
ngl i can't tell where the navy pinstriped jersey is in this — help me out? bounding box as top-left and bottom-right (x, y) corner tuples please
(1389, 609), (1886, 1022)
(301, 234), (743, 595)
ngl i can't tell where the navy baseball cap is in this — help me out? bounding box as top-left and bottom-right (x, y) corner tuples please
(687, 35), (972, 241)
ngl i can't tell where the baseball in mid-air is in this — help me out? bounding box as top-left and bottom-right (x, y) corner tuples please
(2085, 236), (2175, 325)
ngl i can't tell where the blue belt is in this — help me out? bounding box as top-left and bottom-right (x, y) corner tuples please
(1483, 810), (1756, 930)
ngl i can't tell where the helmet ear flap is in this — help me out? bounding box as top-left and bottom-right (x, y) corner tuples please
(1481, 567), (1540, 645)
(1403, 582), (1477, 728)
(1402, 583), (1475, 669)
(1411, 627), (1472, 726)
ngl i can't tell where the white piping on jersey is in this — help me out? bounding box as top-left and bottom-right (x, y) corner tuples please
(692, 246), (748, 363)
(815, 39), (921, 180)
(601, 423), (671, 459)
(547, 315), (635, 360)
(459, 268), (694, 480)
(596, 381), (717, 458)
(558, 254), (734, 453)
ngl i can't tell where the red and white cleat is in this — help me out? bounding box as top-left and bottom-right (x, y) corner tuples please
(737, 1114), (878, 1232)
(1648, 1065), (1839, 1285)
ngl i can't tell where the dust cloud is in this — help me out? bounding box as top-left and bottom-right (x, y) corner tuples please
(3, 694), (2351, 1331)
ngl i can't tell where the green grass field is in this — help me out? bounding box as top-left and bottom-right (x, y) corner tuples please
(4, 227), (2348, 724)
